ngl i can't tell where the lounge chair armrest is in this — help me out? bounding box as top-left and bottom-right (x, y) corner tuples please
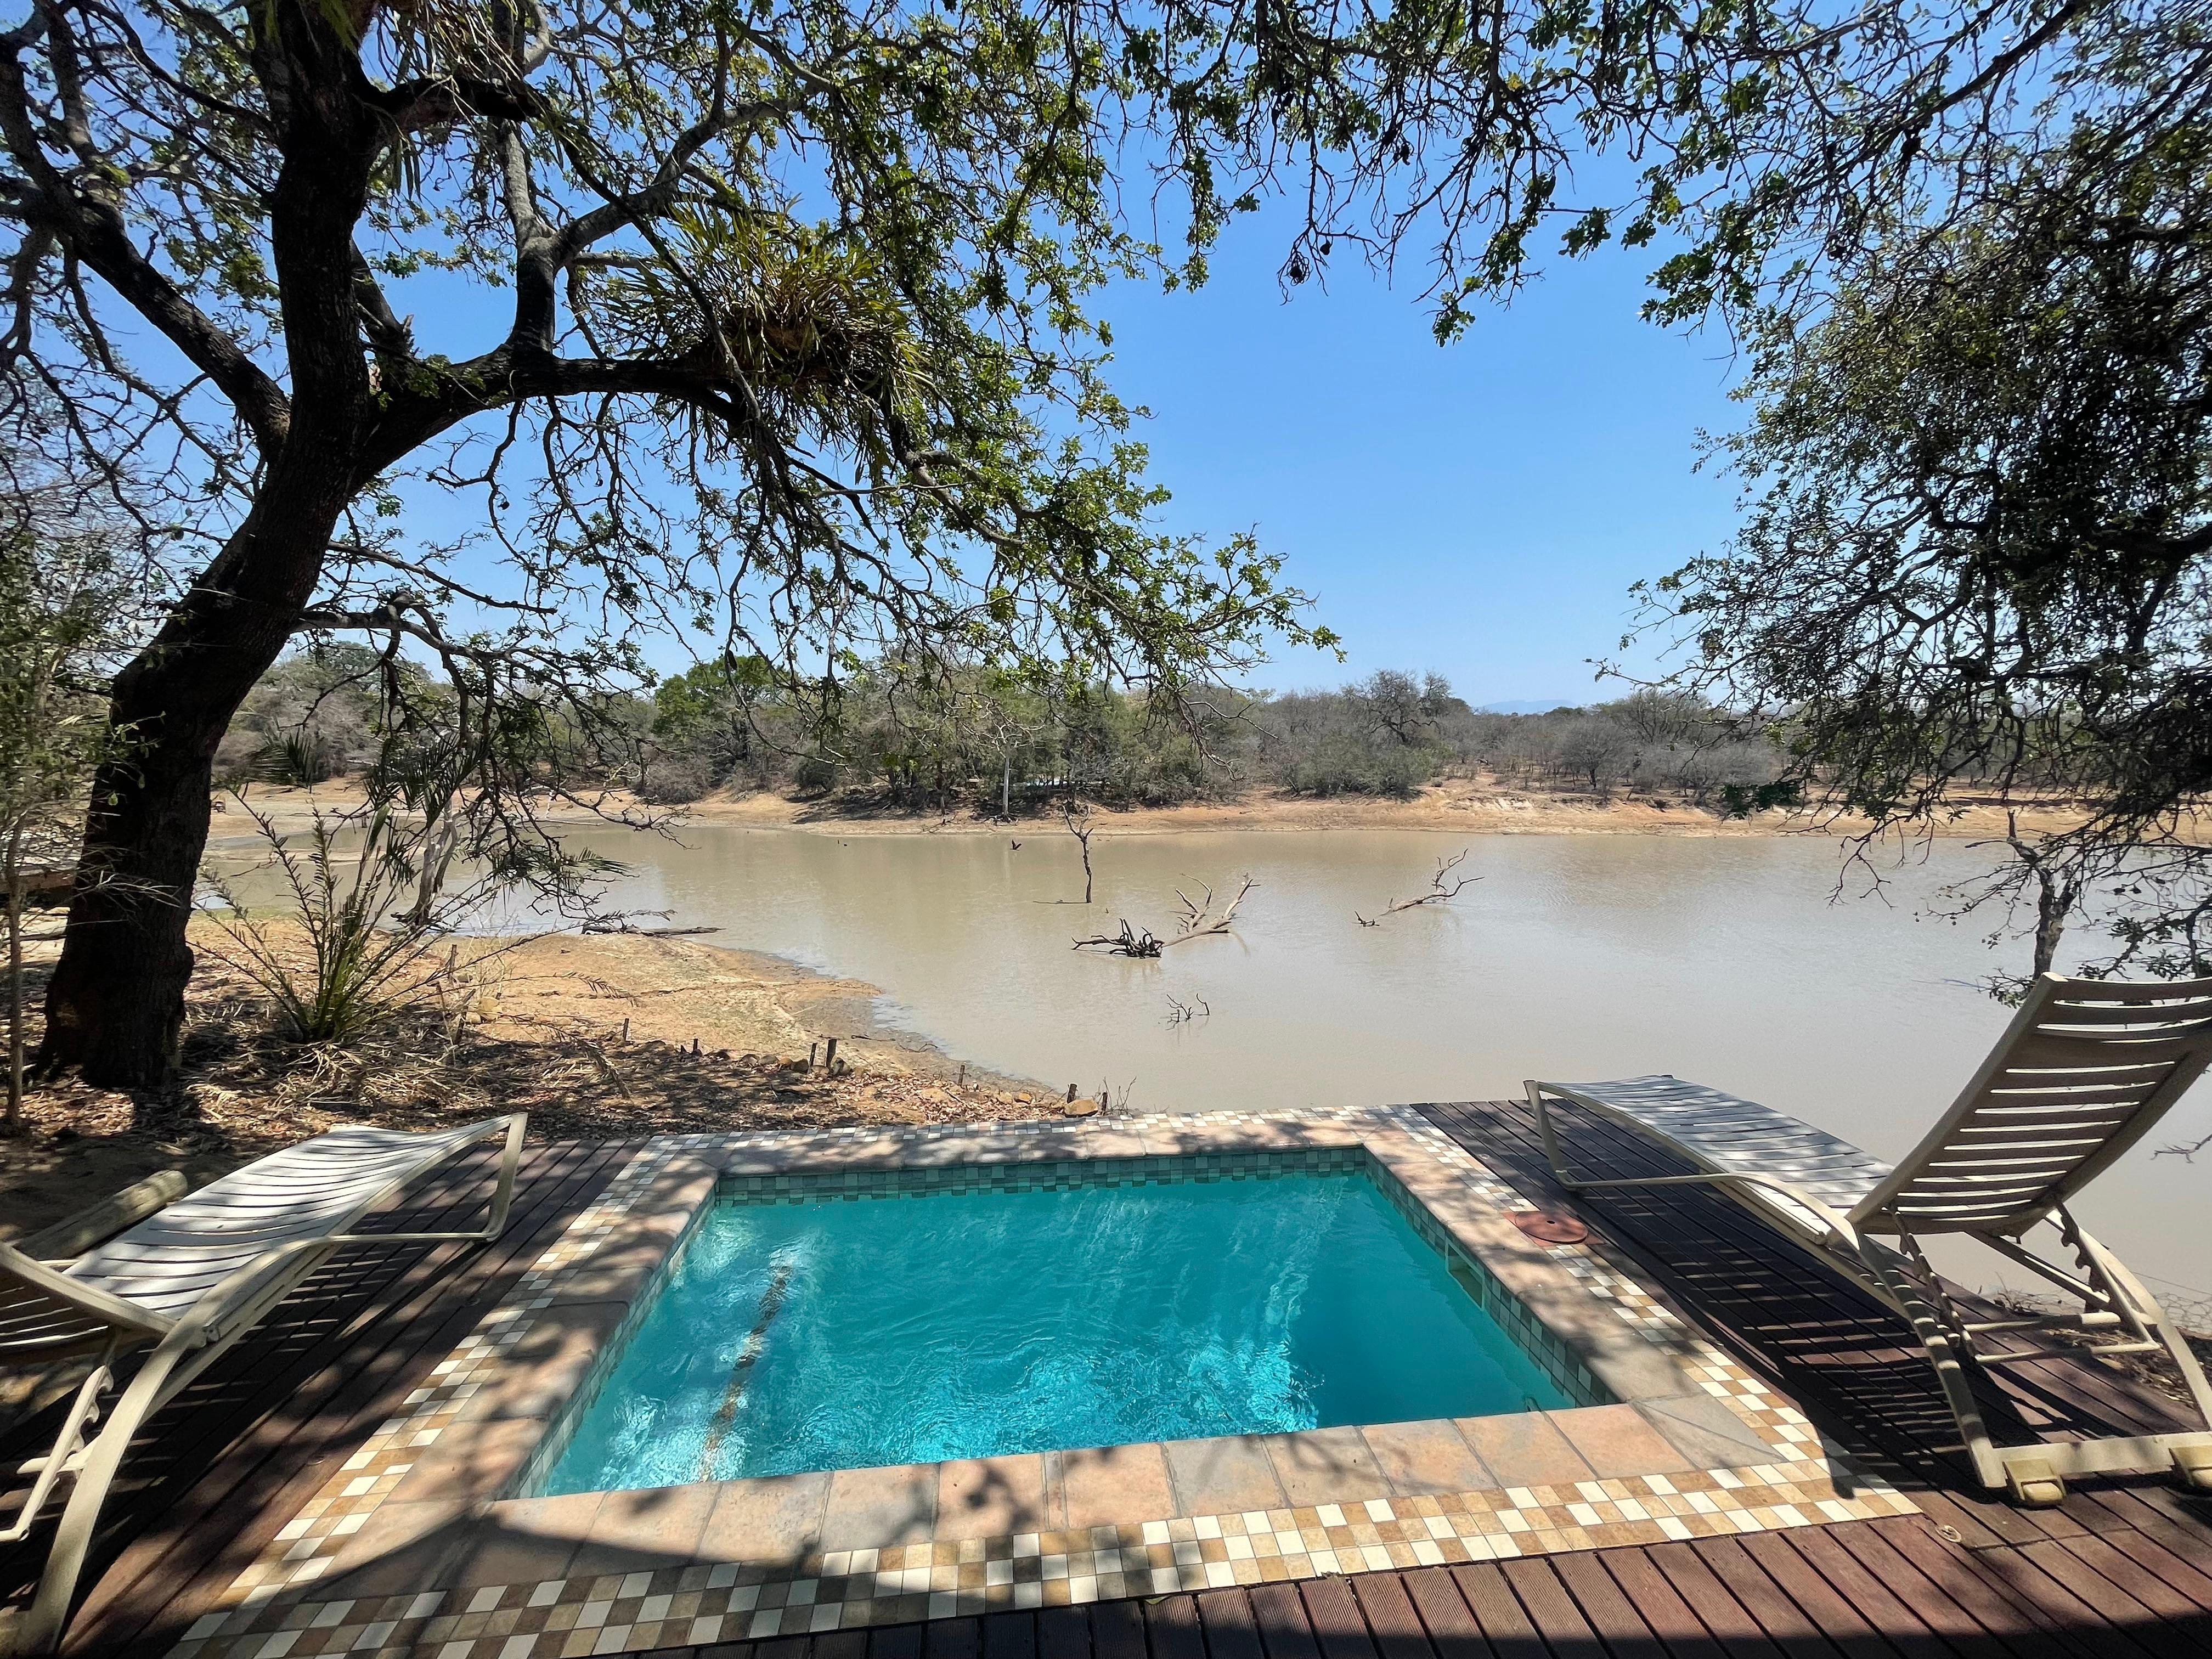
(1656, 1171), (1867, 1250)
(15, 1171), (193, 1264)
(1525, 1081), (1869, 1250)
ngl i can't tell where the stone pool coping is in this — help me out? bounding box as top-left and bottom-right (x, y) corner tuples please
(172, 1108), (1915, 1659)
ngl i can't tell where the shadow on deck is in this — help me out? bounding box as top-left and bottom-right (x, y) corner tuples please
(1, 1108), (2207, 1659)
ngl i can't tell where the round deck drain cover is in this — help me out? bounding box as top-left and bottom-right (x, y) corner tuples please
(1509, 1209), (1588, 1245)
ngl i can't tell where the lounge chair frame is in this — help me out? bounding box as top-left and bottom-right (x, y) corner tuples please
(0, 1114), (524, 1657)
(1527, 973), (2212, 1506)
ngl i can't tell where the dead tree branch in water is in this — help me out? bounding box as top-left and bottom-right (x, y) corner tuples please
(1066, 799), (1096, 903)
(1356, 850), (1476, 927)
(1075, 873), (1257, 956)
(1073, 919), (1164, 956)
(1171, 875), (1256, 939)
(582, 909), (723, 938)
(2157, 1130), (2212, 1162)
(1164, 994), (1211, 1025)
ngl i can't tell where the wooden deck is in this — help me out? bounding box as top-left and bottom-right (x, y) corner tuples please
(4, 1104), (2209, 1658)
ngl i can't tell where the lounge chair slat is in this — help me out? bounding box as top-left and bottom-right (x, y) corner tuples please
(1526, 972), (2212, 1501)
(2002, 1031), (2203, 1067)
(2, 1114), (525, 1655)
(2043, 983), (2212, 1008)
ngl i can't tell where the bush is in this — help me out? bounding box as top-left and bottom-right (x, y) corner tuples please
(204, 803), (490, 1045)
(637, 752), (715, 804)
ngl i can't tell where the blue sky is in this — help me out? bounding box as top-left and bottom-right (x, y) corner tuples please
(376, 176), (1752, 709)
(1088, 214), (1751, 707)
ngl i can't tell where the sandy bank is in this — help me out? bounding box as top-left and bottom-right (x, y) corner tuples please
(218, 775), (2091, 842)
(1, 928), (1062, 1248)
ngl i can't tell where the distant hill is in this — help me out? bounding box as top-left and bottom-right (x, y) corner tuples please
(1476, 698), (1579, 715)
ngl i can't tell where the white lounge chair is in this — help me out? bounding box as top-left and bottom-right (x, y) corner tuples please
(1526, 974), (2212, 1506)
(0, 1114), (525, 1655)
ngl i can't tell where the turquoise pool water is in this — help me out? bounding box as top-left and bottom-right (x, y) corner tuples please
(541, 1165), (1573, 1493)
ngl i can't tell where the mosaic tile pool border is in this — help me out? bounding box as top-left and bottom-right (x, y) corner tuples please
(170, 1107), (1911, 1659)
(715, 1144), (1370, 1201)
(175, 1464), (1918, 1657)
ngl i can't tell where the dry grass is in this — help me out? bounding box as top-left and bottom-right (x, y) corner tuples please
(1, 927), (1061, 1245)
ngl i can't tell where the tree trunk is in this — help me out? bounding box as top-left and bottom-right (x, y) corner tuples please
(36, 743), (213, 1086)
(6, 852), (22, 1134)
(2031, 869), (2079, 978)
(41, 487), (358, 1086)
(39, 53), (380, 1088)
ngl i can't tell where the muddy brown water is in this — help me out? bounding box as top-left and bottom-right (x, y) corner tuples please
(545, 826), (2209, 1297)
(212, 823), (2212, 1296)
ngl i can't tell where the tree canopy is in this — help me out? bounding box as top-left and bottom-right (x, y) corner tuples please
(1641, 21), (2212, 981)
(2, 0), (2169, 1077)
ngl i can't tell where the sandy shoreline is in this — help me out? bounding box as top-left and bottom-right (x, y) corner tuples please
(218, 775), (2091, 842)
(0, 927), (1062, 1249)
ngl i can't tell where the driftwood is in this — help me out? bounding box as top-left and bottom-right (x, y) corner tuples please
(582, 909), (722, 938)
(1071, 918), (1163, 956)
(1356, 849), (1476, 927)
(1075, 874), (1256, 956)
(1164, 994), (1211, 1026)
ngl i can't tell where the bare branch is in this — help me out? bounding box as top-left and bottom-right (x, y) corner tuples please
(1356, 849), (1475, 926)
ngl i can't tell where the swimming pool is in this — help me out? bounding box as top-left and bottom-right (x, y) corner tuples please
(540, 1156), (1577, 1495)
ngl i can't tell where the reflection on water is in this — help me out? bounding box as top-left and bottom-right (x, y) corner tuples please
(210, 821), (2212, 1290)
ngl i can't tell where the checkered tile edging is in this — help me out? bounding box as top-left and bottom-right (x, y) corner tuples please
(1384, 1111), (1818, 1462)
(174, 1462), (1918, 1657)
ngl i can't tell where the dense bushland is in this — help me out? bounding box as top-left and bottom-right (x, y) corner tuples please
(222, 651), (1788, 815)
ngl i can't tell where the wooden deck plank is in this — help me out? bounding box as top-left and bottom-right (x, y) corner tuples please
(1299, 1576), (1381, 1659)
(2044, 1532), (2211, 1623)
(1147, 1594), (1209, 1659)
(1640, 1542), (1791, 1659)
(1249, 1582), (1325, 1659)
(1346, 1565), (1440, 1659)
(1590, 1549), (1732, 1659)
(1766, 1528), (1948, 1659)
(2008, 1541), (2192, 1657)
(2074, 1484), (2212, 1564)
(869, 1621), (927, 1659)
(985, 1611), (1041, 1659)
(1547, 1549), (1676, 1659)
(1830, 1518), (2092, 1659)
(1732, 1533), (1901, 1659)
(1037, 1606), (1093, 1659)
(1444, 1562), (1551, 1659)
(1918, 1542), (2151, 1659)
(1395, 1567), (1499, 1659)
(1090, 1598), (1148, 1659)
(1194, 1587), (1269, 1659)
(1498, 1558), (1607, 1657)
(1660, 1539), (1839, 1659)
(2073, 1522), (2212, 1613)
(924, 1611), (984, 1659)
